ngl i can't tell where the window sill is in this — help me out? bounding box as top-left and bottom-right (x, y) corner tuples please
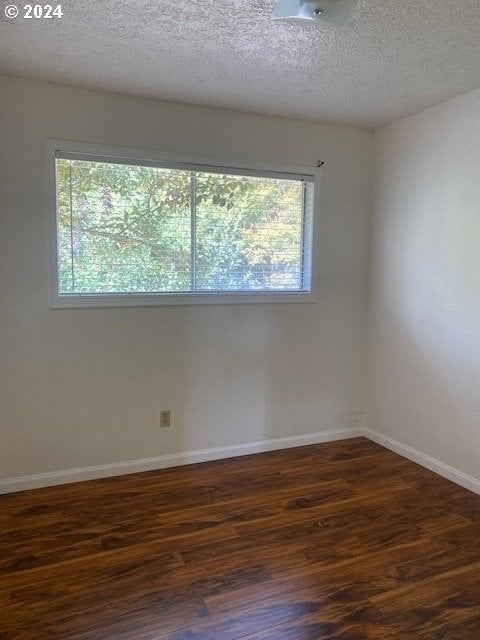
(50, 291), (317, 309)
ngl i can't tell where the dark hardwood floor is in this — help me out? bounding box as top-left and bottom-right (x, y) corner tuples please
(1, 437), (479, 639)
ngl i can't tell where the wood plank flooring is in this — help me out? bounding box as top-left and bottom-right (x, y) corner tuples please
(1, 437), (479, 639)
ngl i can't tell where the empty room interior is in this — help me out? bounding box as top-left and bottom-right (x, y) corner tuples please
(1, 1), (479, 638)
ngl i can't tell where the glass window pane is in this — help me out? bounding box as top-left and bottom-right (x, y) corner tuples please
(195, 172), (305, 291)
(56, 159), (191, 294)
(55, 154), (313, 300)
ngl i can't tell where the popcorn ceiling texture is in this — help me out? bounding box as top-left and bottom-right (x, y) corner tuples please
(1, 0), (480, 127)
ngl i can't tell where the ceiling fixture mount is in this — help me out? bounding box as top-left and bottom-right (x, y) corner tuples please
(273, 0), (359, 27)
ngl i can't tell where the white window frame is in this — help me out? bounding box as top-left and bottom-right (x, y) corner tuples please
(47, 139), (321, 308)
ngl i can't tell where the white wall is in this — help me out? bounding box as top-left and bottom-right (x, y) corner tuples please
(0, 75), (372, 479)
(367, 89), (480, 479)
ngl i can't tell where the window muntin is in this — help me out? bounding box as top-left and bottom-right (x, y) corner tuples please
(52, 147), (316, 305)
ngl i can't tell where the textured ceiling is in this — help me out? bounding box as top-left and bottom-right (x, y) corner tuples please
(1, 0), (480, 128)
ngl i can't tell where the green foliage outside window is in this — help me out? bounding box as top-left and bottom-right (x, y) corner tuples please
(56, 159), (307, 294)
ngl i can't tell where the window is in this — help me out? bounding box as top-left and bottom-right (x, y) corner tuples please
(49, 142), (318, 307)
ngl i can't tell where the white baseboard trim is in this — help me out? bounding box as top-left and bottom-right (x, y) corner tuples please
(0, 427), (361, 494)
(3, 426), (478, 496)
(362, 427), (480, 496)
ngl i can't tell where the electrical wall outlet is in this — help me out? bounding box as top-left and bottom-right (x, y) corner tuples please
(160, 410), (171, 428)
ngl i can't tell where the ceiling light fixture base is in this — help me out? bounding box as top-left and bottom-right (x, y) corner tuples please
(273, 0), (359, 27)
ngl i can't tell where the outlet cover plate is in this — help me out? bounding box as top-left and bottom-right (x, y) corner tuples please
(160, 410), (171, 428)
